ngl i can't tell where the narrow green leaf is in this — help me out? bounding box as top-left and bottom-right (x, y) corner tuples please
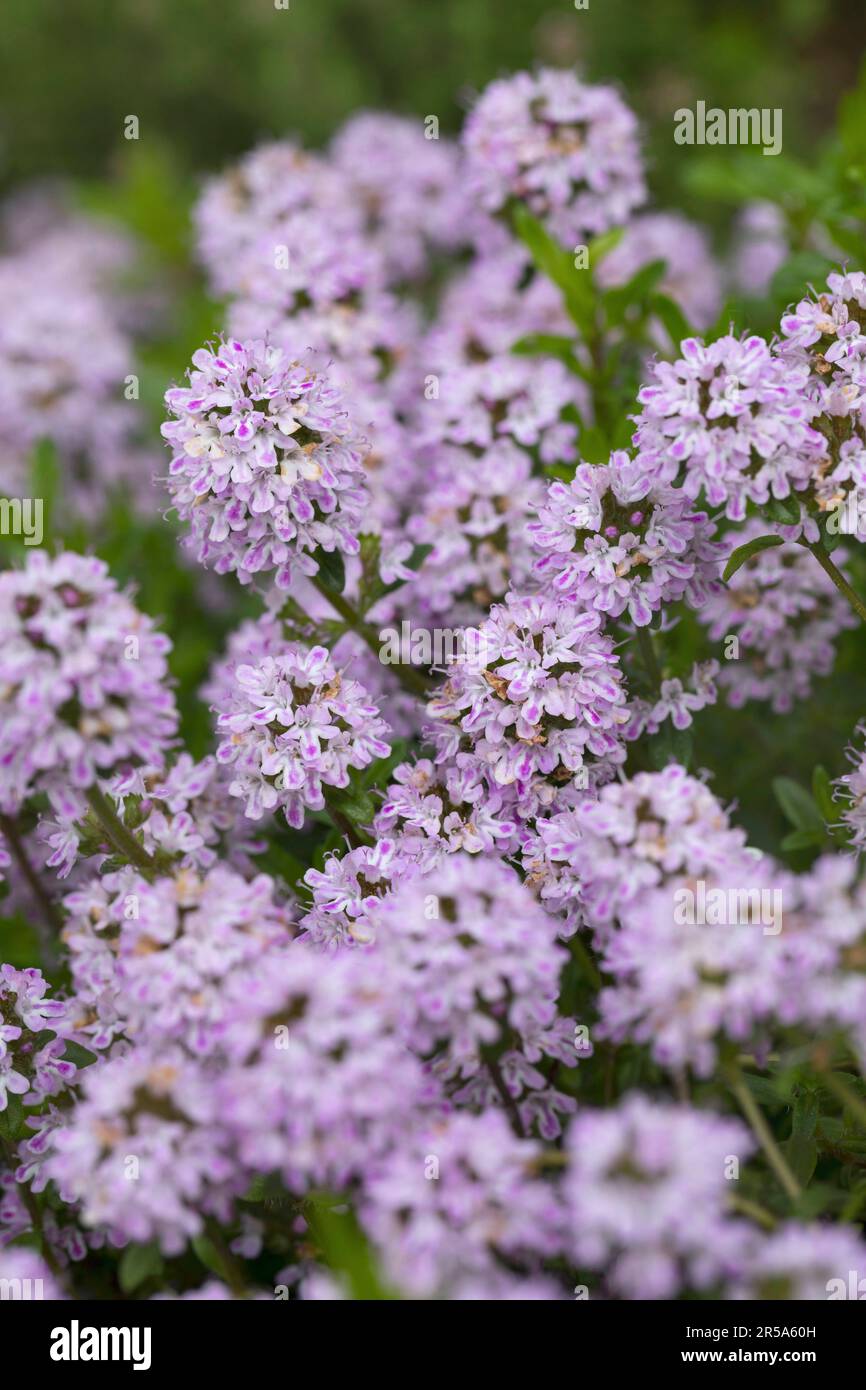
(773, 777), (824, 832)
(812, 765), (836, 822)
(782, 1133), (818, 1189)
(314, 548), (346, 595)
(723, 533), (784, 581)
(118, 1243), (164, 1294)
(648, 292), (694, 346)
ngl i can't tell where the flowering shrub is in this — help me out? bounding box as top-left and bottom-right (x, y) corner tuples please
(5, 59), (866, 1307)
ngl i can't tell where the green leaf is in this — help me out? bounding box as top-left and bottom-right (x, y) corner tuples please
(314, 548), (346, 595)
(307, 1198), (397, 1301)
(118, 1243), (164, 1294)
(0, 1093), (28, 1142)
(812, 765), (836, 822)
(649, 722), (693, 771)
(63, 1040), (98, 1070)
(773, 777), (824, 833)
(0, 912), (43, 970)
(782, 1133), (818, 1189)
(30, 437), (59, 540)
(648, 292), (694, 346)
(603, 259), (667, 325)
(743, 1074), (786, 1108)
(722, 533), (784, 581)
(328, 786), (375, 825)
(792, 1090), (819, 1140)
(191, 1234), (225, 1279)
(586, 227), (624, 266)
(838, 56), (866, 168)
(509, 204), (594, 331)
(763, 495), (801, 526)
(577, 425), (611, 464)
(780, 828), (824, 852)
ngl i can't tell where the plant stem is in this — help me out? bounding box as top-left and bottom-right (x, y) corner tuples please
(85, 784), (160, 879)
(569, 933), (602, 992)
(727, 1193), (777, 1231)
(728, 1068), (801, 1205)
(0, 1136), (63, 1279)
(806, 542), (866, 625)
(484, 1053), (525, 1137)
(0, 812), (62, 971)
(309, 577), (431, 699)
(203, 1220), (247, 1300)
(635, 625), (663, 690)
(818, 1068), (866, 1132)
(322, 789), (373, 850)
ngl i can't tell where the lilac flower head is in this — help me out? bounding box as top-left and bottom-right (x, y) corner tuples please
(63, 864), (294, 1052)
(0, 964), (77, 1113)
(529, 764), (749, 943)
(776, 271), (866, 530)
(361, 1111), (565, 1297)
(0, 550), (177, 811)
(215, 644), (390, 828)
(194, 141), (360, 303)
(416, 352), (577, 466)
(698, 523), (855, 713)
(462, 68), (646, 243)
(428, 589), (628, 790)
(601, 853), (866, 1083)
(46, 1042), (236, 1255)
(329, 113), (470, 282)
(404, 437), (546, 623)
(214, 944), (439, 1194)
(375, 852), (571, 1080)
(529, 451), (724, 626)
(564, 1096), (753, 1298)
(730, 1222), (866, 1300)
(635, 333), (825, 520)
(0, 234), (145, 512)
(161, 338), (370, 589)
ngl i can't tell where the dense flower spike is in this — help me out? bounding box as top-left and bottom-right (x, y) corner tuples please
(429, 589), (628, 789)
(697, 523), (856, 712)
(374, 852), (577, 1131)
(564, 1096), (753, 1298)
(462, 68), (646, 243)
(635, 333), (825, 519)
(729, 1224), (866, 1300)
(329, 113), (469, 282)
(0, 228), (150, 511)
(529, 451), (724, 626)
(162, 338), (370, 589)
(522, 764), (749, 940)
(216, 644), (390, 827)
(776, 270), (866, 530)
(0, 551), (177, 811)
(594, 853), (866, 1077)
(62, 865), (294, 1051)
(360, 1111), (565, 1297)
(0, 964), (77, 1112)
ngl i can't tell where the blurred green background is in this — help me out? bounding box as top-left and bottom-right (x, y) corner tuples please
(1, 0), (865, 198)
